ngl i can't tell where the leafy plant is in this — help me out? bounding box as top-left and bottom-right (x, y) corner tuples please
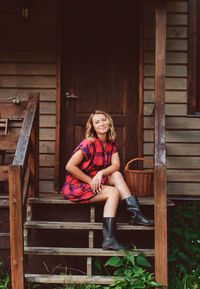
(0, 261), (10, 289)
(168, 201), (200, 289)
(102, 250), (164, 289)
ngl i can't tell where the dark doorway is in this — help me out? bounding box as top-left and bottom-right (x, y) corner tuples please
(60, 0), (140, 188)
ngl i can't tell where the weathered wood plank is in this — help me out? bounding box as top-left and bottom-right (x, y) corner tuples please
(166, 1), (188, 13)
(39, 155), (55, 167)
(24, 247), (155, 256)
(0, 233), (10, 249)
(9, 165), (24, 289)
(39, 141), (55, 154)
(144, 117), (200, 129)
(24, 221), (154, 231)
(144, 130), (200, 142)
(167, 157), (200, 169)
(0, 63), (56, 75)
(144, 51), (187, 64)
(144, 77), (187, 90)
(167, 170), (200, 182)
(0, 50), (56, 63)
(144, 26), (187, 38)
(39, 181), (55, 193)
(144, 64), (187, 77)
(0, 166), (8, 181)
(154, 1), (167, 287)
(0, 198), (9, 208)
(0, 135), (19, 151)
(40, 115), (56, 128)
(0, 88), (56, 101)
(0, 76), (56, 88)
(0, 102), (26, 118)
(144, 39), (187, 51)
(39, 168), (55, 180)
(144, 90), (187, 103)
(39, 128), (56, 141)
(167, 183), (200, 195)
(144, 12), (187, 26)
(144, 143), (200, 156)
(0, 25), (56, 38)
(25, 274), (115, 285)
(144, 103), (187, 116)
(40, 102), (56, 114)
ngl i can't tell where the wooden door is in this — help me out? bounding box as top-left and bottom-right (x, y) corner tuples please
(60, 0), (140, 187)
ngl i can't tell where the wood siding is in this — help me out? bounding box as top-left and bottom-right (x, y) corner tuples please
(0, 1), (57, 193)
(1, 0), (199, 197)
(143, 0), (200, 197)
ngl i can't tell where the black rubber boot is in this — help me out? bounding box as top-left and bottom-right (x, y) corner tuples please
(102, 217), (129, 251)
(124, 196), (154, 226)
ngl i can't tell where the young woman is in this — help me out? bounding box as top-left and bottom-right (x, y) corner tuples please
(62, 110), (154, 251)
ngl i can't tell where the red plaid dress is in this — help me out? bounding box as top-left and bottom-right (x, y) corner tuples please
(62, 137), (118, 203)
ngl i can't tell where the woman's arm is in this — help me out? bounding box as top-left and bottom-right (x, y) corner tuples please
(66, 150), (92, 185)
(91, 152), (120, 192)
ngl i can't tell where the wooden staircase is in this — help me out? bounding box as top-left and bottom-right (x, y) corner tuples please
(22, 194), (173, 285)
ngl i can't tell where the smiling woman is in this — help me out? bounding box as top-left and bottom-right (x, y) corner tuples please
(62, 110), (154, 251)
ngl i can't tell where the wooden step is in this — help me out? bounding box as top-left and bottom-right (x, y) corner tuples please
(25, 274), (116, 285)
(24, 246), (155, 257)
(28, 194), (175, 206)
(0, 198), (9, 208)
(24, 221), (154, 231)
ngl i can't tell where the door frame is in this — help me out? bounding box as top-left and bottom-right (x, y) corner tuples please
(54, 0), (144, 192)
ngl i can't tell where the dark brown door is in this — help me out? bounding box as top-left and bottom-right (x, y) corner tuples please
(60, 0), (139, 187)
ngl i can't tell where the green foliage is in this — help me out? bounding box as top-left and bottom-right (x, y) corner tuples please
(101, 250), (164, 289)
(168, 201), (200, 289)
(0, 261), (11, 289)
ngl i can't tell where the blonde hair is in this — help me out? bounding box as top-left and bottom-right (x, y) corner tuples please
(85, 110), (116, 141)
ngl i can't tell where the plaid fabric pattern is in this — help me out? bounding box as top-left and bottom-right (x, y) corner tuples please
(62, 138), (118, 203)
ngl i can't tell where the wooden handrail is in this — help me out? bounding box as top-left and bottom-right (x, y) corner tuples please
(9, 93), (39, 289)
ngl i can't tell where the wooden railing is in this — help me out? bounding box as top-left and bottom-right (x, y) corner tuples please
(8, 93), (39, 289)
(154, 0), (167, 287)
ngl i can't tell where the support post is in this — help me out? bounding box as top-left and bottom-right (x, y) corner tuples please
(154, 0), (167, 287)
(9, 165), (24, 289)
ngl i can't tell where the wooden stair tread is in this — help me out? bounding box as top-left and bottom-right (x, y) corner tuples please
(25, 274), (116, 284)
(24, 246), (155, 256)
(29, 195), (175, 206)
(24, 220), (154, 230)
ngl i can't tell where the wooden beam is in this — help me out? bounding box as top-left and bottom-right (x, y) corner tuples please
(9, 165), (25, 289)
(54, 0), (62, 192)
(154, 0), (167, 287)
(138, 0), (144, 160)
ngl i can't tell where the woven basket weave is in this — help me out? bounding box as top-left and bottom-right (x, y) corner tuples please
(124, 158), (154, 197)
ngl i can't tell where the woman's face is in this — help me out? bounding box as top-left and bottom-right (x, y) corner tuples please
(92, 113), (110, 136)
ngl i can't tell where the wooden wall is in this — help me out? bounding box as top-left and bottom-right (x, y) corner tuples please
(0, 0), (57, 193)
(143, 0), (200, 197)
(1, 0), (199, 197)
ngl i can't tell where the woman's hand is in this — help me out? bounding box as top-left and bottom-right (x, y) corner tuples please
(90, 171), (104, 194)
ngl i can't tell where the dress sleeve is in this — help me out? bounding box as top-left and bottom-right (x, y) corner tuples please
(112, 140), (119, 154)
(73, 139), (93, 160)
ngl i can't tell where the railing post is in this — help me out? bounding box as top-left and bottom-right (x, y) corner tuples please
(28, 93), (39, 198)
(9, 165), (24, 289)
(154, 0), (167, 287)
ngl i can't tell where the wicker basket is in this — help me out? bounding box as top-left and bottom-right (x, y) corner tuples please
(124, 158), (154, 196)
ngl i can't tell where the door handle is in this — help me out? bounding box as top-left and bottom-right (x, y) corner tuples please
(65, 92), (78, 107)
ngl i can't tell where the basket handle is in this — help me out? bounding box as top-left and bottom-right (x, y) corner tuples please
(125, 158), (154, 170)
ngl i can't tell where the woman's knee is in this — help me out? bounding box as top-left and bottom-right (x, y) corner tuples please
(106, 186), (120, 200)
(109, 171), (124, 184)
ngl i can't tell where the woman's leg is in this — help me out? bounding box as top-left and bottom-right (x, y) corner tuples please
(89, 185), (120, 217)
(108, 171), (154, 226)
(89, 185), (129, 250)
(107, 171), (131, 200)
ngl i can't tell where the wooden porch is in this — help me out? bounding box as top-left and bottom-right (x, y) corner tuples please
(1, 0), (194, 288)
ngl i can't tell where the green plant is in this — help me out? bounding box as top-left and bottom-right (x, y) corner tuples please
(168, 201), (200, 289)
(0, 261), (10, 289)
(102, 250), (164, 289)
